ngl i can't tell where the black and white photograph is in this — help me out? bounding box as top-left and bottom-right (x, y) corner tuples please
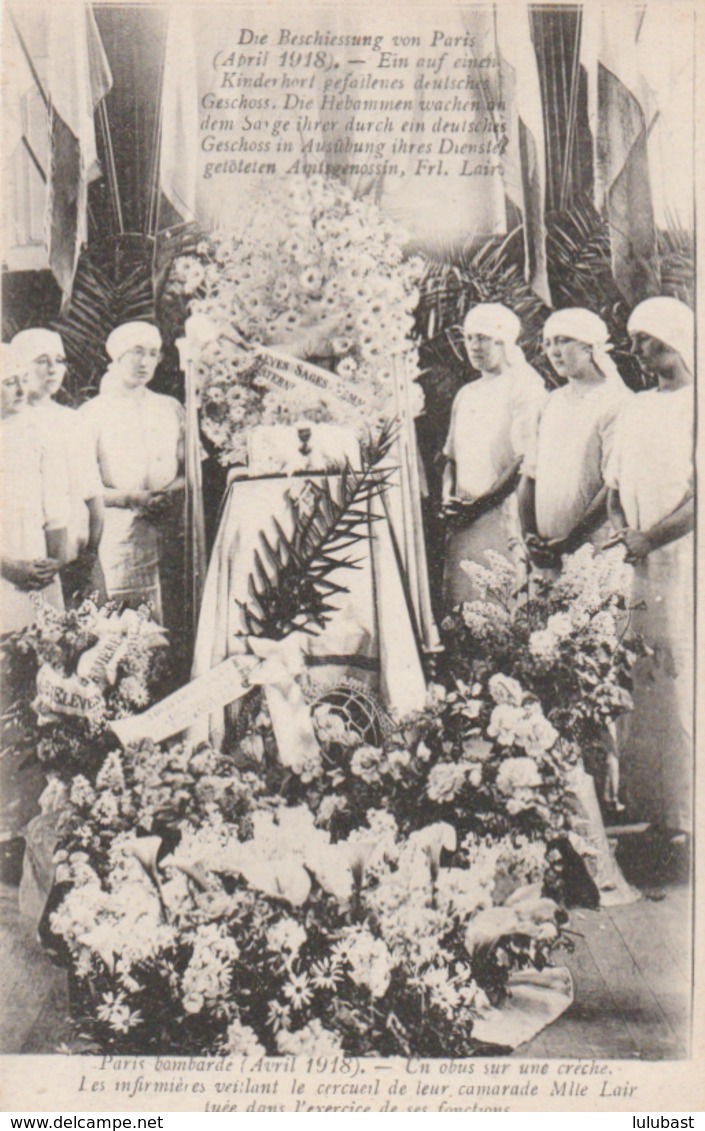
(0, 0), (700, 1113)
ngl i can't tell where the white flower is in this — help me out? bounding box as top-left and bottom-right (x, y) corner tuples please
(266, 917), (307, 958)
(487, 703), (524, 746)
(266, 1000), (292, 1033)
(336, 356), (358, 378)
(316, 794), (348, 826)
(277, 1019), (342, 1055)
(420, 966), (460, 1018)
(95, 751), (126, 794)
(350, 744), (385, 784)
(69, 776), (96, 809)
(570, 607), (591, 631)
(590, 610), (618, 646)
(226, 1019), (266, 1055)
(96, 991), (142, 1033)
(344, 930), (393, 998)
(183, 990), (205, 1014)
(427, 762), (468, 803)
(309, 958), (343, 991)
(546, 612), (574, 639)
(495, 757), (542, 796)
(514, 703), (559, 758)
(488, 673), (524, 706)
(386, 747), (411, 778)
(529, 628), (560, 661)
(282, 971), (313, 1009)
(426, 682), (447, 708)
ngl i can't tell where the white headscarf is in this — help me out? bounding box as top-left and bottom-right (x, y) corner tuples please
(463, 302), (528, 369)
(105, 321), (162, 362)
(543, 308), (626, 388)
(627, 297), (694, 375)
(102, 322), (162, 395)
(11, 328), (65, 369)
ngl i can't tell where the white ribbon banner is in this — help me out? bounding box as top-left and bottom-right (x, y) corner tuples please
(110, 653), (257, 747)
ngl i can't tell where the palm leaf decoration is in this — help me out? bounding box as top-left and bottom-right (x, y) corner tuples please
(52, 244), (155, 404)
(238, 425), (397, 641)
(50, 228), (200, 407)
(658, 225), (694, 308)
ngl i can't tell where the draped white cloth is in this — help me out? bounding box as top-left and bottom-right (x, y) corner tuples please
(191, 469), (427, 747)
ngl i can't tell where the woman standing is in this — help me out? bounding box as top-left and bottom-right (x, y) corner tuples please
(79, 322), (184, 625)
(441, 303), (547, 609)
(606, 297), (694, 837)
(0, 344), (68, 632)
(516, 310), (639, 904)
(11, 328), (105, 605)
(519, 308), (632, 571)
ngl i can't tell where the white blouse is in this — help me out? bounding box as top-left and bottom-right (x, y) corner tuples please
(444, 363), (547, 500)
(79, 387), (184, 495)
(605, 386), (694, 531)
(525, 379), (632, 540)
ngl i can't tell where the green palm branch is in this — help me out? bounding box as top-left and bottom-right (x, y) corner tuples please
(237, 426), (396, 640)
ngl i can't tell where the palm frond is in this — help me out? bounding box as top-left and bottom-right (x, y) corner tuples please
(237, 445), (394, 640)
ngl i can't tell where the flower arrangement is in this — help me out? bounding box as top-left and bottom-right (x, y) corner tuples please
(1, 597), (170, 782)
(50, 740), (566, 1056)
(165, 175), (423, 464)
(441, 546), (640, 775)
(284, 671), (572, 853)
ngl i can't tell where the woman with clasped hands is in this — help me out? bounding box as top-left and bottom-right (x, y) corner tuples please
(440, 303), (547, 610)
(79, 322), (184, 625)
(1, 344), (68, 632)
(604, 297), (695, 838)
(518, 308), (632, 575)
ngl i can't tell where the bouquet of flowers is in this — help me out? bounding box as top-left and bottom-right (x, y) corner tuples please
(165, 175), (423, 464)
(273, 672), (572, 896)
(51, 741), (566, 1056)
(1, 597), (170, 782)
(441, 546), (640, 774)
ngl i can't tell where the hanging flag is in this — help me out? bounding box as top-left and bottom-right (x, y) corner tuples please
(2, 10), (49, 269)
(46, 2), (112, 305)
(495, 4), (551, 305)
(159, 7), (199, 220)
(635, 3), (694, 233)
(581, 6), (660, 304)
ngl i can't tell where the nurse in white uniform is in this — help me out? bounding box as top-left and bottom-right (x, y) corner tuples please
(519, 308), (632, 571)
(12, 328), (105, 604)
(441, 303), (547, 609)
(1, 344), (68, 633)
(79, 322), (184, 624)
(606, 297), (695, 835)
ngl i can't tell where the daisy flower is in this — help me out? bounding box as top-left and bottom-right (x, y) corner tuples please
(282, 971), (313, 1010)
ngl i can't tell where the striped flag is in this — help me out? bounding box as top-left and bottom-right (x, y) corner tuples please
(159, 7), (199, 220)
(495, 4), (551, 305)
(45, 1), (113, 305)
(581, 6), (660, 304)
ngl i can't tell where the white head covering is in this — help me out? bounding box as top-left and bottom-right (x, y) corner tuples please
(102, 322), (162, 395)
(463, 302), (529, 369)
(463, 302), (521, 345)
(11, 328), (65, 369)
(627, 297), (694, 375)
(105, 321), (162, 362)
(543, 307), (626, 388)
